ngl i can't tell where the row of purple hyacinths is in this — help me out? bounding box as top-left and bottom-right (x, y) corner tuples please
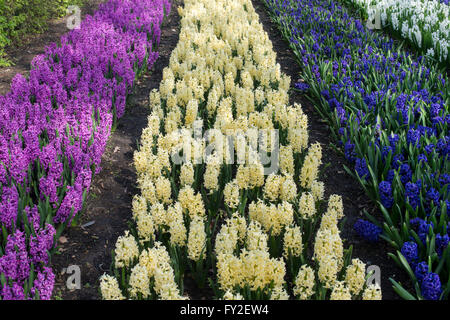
(0, 0), (170, 299)
(262, 0), (449, 300)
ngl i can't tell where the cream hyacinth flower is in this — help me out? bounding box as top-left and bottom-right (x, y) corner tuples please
(293, 265), (315, 300)
(100, 274), (125, 300)
(114, 231), (139, 268)
(188, 216), (207, 261)
(345, 258), (366, 295)
(330, 281), (352, 300)
(362, 284), (382, 300)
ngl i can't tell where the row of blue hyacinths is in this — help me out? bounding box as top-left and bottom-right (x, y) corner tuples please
(261, 0), (449, 300)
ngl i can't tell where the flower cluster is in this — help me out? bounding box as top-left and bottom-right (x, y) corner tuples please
(0, 228), (55, 300)
(354, 219), (382, 242)
(0, 0), (170, 299)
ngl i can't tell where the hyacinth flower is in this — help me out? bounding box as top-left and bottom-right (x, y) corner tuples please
(354, 219), (382, 242)
(0, 0), (171, 300)
(261, 0), (449, 299)
(0, 227), (55, 300)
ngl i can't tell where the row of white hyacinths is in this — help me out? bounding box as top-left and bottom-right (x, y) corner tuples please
(350, 0), (449, 63)
(99, 0), (382, 300)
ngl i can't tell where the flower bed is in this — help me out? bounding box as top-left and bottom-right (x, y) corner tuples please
(0, 0), (170, 300)
(261, 0), (449, 300)
(99, 0), (382, 300)
(341, 0), (449, 65)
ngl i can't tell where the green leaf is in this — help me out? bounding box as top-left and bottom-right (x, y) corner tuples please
(390, 279), (417, 300)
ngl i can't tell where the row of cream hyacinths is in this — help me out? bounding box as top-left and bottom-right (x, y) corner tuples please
(349, 0), (449, 63)
(99, 0), (382, 300)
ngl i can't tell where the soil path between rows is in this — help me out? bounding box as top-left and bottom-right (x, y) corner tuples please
(251, 0), (409, 299)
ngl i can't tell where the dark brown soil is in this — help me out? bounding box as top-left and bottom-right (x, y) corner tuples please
(49, 1), (182, 300)
(251, 0), (410, 300)
(0, 0), (105, 95)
